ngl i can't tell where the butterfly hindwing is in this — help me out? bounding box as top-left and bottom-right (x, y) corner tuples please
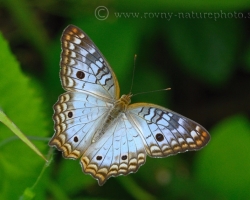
(80, 113), (146, 185)
(50, 92), (112, 159)
(127, 103), (210, 157)
(60, 25), (120, 100)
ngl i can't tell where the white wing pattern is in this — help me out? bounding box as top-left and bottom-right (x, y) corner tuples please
(59, 24), (119, 100)
(49, 25), (210, 186)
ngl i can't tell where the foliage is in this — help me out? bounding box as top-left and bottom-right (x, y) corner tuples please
(0, 0), (249, 199)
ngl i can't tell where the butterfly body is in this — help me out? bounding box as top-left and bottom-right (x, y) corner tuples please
(92, 94), (131, 143)
(49, 25), (210, 186)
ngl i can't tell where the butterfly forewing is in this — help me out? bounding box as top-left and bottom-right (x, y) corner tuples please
(127, 104), (210, 157)
(60, 25), (120, 100)
(49, 24), (210, 186)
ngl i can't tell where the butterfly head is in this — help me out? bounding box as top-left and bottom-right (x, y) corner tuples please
(120, 93), (132, 105)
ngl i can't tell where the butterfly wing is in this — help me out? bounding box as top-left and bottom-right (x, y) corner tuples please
(60, 25), (120, 100)
(80, 113), (146, 186)
(50, 25), (121, 157)
(49, 92), (112, 159)
(50, 24), (210, 186)
(79, 102), (210, 185)
(126, 103), (210, 157)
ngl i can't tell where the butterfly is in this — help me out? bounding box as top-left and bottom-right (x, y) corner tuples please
(49, 25), (210, 186)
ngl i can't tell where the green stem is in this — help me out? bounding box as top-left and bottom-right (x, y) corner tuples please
(0, 109), (47, 162)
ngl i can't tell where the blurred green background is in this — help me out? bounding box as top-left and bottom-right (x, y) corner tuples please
(0, 0), (250, 199)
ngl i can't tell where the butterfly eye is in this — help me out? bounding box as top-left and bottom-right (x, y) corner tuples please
(73, 136), (78, 142)
(121, 155), (127, 160)
(96, 156), (102, 160)
(156, 133), (164, 142)
(76, 71), (85, 79)
(68, 111), (73, 118)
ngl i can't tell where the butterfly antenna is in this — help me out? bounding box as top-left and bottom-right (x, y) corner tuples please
(129, 54), (137, 94)
(133, 88), (171, 97)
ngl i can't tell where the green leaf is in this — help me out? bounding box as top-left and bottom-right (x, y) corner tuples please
(0, 31), (48, 199)
(195, 115), (250, 199)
